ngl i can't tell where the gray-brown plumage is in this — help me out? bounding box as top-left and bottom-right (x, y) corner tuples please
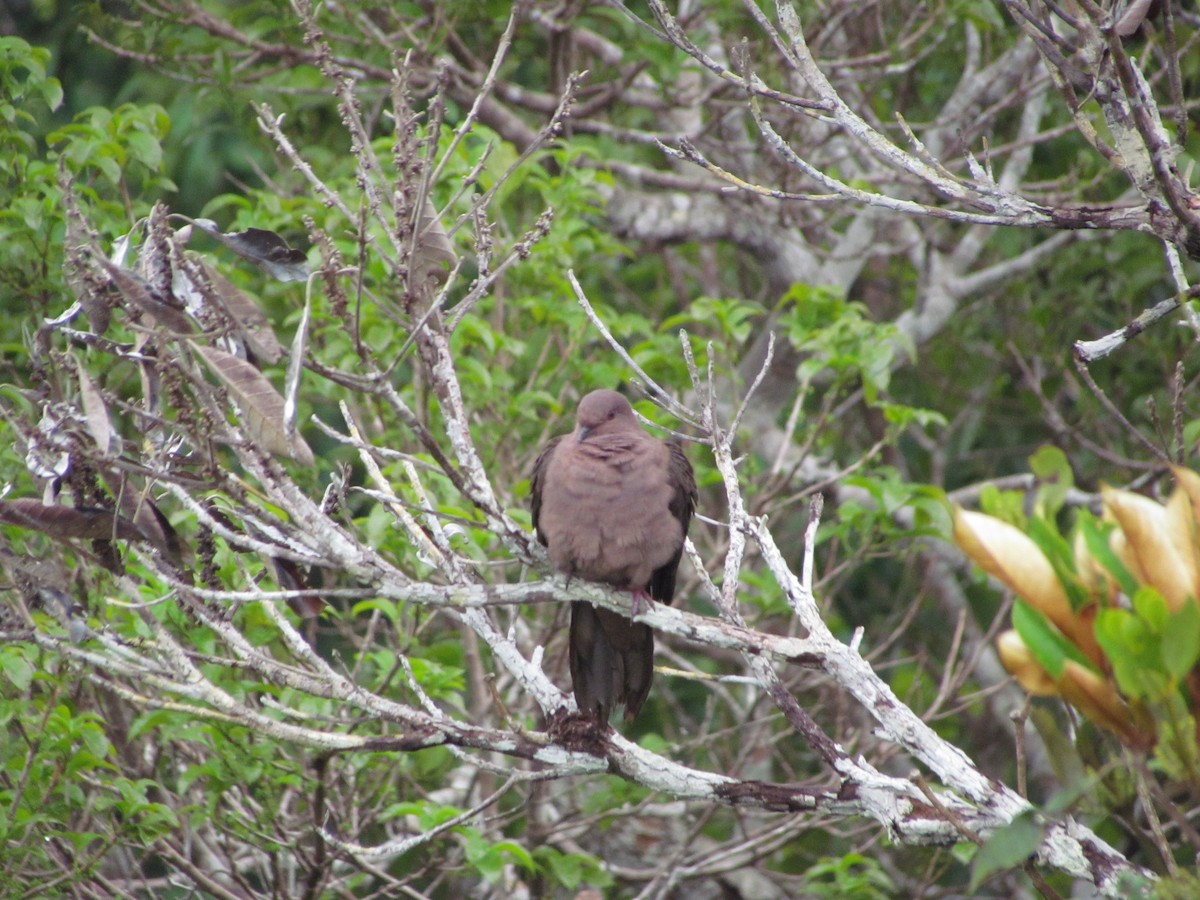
(530, 390), (697, 723)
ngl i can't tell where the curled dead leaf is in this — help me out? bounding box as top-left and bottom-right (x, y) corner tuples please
(997, 630), (1057, 696)
(192, 343), (315, 466)
(193, 220), (309, 283)
(1102, 484), (1195, 611)
(953, 507), (1103, 666)
(0, 499), (144, 543)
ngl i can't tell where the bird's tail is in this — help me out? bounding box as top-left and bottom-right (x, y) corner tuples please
(569, 603), (655, 723)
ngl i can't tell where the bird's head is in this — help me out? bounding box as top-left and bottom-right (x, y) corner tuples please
(575, 390), (637, 441)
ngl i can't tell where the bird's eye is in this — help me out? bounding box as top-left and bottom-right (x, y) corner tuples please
(607, 410), (616, 419)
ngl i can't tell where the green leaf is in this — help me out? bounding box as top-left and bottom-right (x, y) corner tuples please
(1132, 586), (1169, 634)
(1028, 445), (1073, 519)
(1162, 598), (1200, 681)
(124, 129), (163, 170)
(461, 828), (506, 882)
(979, 486), (1025, 529)
(0, 646), (33, 692)
(382, 802), (463, 829)
(80, 722), (112, 760)
(969, 811), (1044, 891)
(1012, 600), (1089, 679)
(1077, 512), (1140, 598)
(39, 78), (63, 112)
(1095, 606), (1169, 700)
(350, 598), (401, 627)
(801, 852), (895, 898)
(545, 853), (582, 889)
(490, 840), (534, 871)
(1183, 417), (1200, 453)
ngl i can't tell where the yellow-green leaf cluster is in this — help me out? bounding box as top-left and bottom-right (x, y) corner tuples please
(955, 469), (1200, 752)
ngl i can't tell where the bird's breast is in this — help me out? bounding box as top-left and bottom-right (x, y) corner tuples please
(539, 442), (681, 589)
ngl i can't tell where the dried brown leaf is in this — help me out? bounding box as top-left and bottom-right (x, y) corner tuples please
(74, 357), (114, 456)
(0, 499), (144, 542)
(126, 494), (187, 570)
(193, 343), (315, 466)
(194, 221), (310, 283)
(271, 557), (326, 618)
(202, 261), (284, 363)
(413, 196), (456, 291)
(97, 256), (193, 334)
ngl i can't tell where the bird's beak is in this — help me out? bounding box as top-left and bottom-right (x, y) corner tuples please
(577, 426), (591, 442)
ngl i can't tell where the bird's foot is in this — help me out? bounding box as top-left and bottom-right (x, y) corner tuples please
(548, 707), (613, 748)
(630, 588), (653, 617)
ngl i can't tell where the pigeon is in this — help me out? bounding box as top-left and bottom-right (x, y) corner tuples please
(531, 390), (696, 722)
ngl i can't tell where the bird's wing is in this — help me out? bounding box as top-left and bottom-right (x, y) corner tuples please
(667, 440), (698, 533)
(647, 441), (698, 603)
(529, 434), (564, 546)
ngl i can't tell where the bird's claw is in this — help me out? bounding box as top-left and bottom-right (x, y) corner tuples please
(630, 588), (652, 617)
